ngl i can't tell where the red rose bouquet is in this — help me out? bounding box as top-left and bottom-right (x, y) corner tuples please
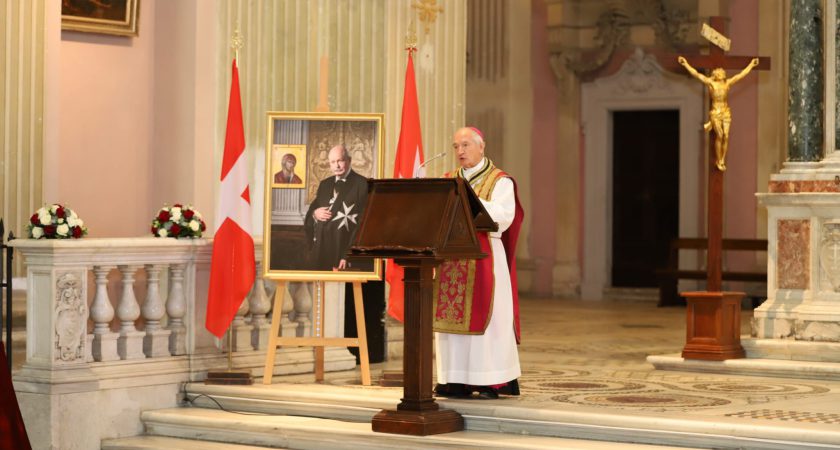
(28, 204), (88, 239)
(151, 204), (206, 238)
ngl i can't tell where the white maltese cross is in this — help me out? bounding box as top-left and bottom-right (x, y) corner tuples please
(331, 202), (358, 230)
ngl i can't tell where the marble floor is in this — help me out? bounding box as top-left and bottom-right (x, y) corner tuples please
(270, 296), (840, 448)
(16, 293), (840, 448)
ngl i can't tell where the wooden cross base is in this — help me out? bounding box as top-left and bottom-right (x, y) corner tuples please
(372, 408), (464, 436)
(681, 291), (745, 360)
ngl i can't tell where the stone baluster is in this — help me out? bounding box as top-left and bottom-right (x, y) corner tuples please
(249, 263), (272, 350)
(281, 282), (298, 337)
(142, 264), (172, 357)
(166, 263), (187, 355)
(90, 265), (119, 362)
(292, 282), (313, 337)
(232, 288), (254, 352)
(117, 265), (145, 359)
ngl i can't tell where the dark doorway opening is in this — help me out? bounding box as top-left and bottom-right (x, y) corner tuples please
(611, 110), (679, 287)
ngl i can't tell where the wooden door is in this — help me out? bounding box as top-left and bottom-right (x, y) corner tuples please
(611, 110), (679, 287)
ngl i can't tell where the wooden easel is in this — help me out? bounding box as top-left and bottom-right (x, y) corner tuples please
(262, 280), (371, 386)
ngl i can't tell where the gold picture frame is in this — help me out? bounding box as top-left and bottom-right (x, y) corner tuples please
(61, 0), (140, 37)
(263, 112), (385, 281)
(271, 144), (307, 189)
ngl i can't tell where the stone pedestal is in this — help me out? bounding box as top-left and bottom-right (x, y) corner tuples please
(233, 324), (255, 352)
(144, 329), (173, 358)
(169, 326), (187, 356)
(93, 333), (120, 362)
(681, 291), (745, 360)
(119, 330), (146, 360)
(756, 187), (840, 345)
(251, 323), (271, 350)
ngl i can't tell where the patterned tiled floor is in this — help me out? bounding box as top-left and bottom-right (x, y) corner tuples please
(307, 297), (840, 426)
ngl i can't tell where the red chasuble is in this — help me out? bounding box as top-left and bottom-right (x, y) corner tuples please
(0, 346), (31, 450)
(433, 161), (524, 343)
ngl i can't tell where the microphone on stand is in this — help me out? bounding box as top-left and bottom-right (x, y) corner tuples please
(413, 151), (448, 178)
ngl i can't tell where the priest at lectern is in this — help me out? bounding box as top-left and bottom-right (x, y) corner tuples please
(433, 127), (524, 400)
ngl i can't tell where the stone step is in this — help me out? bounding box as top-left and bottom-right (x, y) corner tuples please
(136, 408), (687, 450)
(102, 435), (287, 450)
(183, 383), (840, 449)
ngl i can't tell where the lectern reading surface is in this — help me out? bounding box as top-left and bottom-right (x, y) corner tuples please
(350, 177), (492, 435)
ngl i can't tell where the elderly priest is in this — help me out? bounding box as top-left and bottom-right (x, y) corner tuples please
(433, 127), (524, 400)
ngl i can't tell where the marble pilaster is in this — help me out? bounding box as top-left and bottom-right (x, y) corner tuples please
(836, 0), (840, 150)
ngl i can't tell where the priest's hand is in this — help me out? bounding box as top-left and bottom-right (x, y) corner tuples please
(335, 259), (348, 270)
(313, 207), (333, 221)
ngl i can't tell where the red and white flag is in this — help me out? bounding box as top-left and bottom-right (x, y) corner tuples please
(205, 59), (256, 338)
(386, 51), (424, 322)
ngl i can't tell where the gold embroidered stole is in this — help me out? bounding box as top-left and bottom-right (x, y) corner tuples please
(433, 161), (505, 335)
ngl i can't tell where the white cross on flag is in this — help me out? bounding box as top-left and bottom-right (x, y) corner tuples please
(386, 51), (424, 322)
(205, 58), (256, 338)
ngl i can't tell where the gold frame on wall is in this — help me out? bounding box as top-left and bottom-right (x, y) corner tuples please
(61, 0), (140, 37)
(263, 112), (385, 282)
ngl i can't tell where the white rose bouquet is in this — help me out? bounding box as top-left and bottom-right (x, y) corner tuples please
(151, 204), (206, 238)
(27, 204), (88, 239)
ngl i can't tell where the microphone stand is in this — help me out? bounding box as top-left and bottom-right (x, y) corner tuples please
(413, 151), (448, 178)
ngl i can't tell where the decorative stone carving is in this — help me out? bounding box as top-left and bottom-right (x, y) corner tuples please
(562, 8), (630, 75)
(54, 272), (87, 362)
(601, 47), (667, 95)
(820, 220), (840, 291)
(548, 1), (691, 77)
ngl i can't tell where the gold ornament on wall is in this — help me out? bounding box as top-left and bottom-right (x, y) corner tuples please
(412, 0), (443, 35)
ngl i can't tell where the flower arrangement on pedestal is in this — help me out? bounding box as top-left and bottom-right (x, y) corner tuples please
(151, 204), (206, 238)
(28, 204), (88, 239)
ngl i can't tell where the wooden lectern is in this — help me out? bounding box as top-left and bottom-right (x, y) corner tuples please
(350, 177), (496, 436)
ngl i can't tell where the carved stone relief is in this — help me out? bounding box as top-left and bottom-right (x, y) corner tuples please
(819, 220), (840, 291)
(548, 0), (693, 77)
(597, 47), (668, 95)
(54, 272), (87, 362)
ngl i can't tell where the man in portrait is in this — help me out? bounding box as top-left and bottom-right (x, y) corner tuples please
(304, 144), (369, 271)
(274, 153), (303, 184)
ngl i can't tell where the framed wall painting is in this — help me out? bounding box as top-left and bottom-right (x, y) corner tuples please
(61, 0), (140, 37)
(263, 112), (384, 281)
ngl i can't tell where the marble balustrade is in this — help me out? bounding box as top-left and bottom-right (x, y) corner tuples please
(9, 237), (349, 368)
(8, 236), (358, 448)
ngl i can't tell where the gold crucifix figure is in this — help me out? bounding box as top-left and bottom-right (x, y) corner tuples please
(678, 56), (759, 171)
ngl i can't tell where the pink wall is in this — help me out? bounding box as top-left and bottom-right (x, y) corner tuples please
(55, 2), (156, 237)
(726, 0), (760, 270)
(49, 1), (219, 238)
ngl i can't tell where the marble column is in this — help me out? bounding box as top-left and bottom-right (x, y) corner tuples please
(788, 0), (824, 162)
(835, 0), (840, 151)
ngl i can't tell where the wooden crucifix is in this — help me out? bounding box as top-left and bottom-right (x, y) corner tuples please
(679, 16), (770, 292)
(677, 17), (771, 360)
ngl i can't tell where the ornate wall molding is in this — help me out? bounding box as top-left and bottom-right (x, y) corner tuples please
(594, 47), (668, 94)
(547, 1), (692, 78)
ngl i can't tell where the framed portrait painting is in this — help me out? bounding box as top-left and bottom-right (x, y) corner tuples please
(263, 112), (384, 281)
(62, 0), (140, 37)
